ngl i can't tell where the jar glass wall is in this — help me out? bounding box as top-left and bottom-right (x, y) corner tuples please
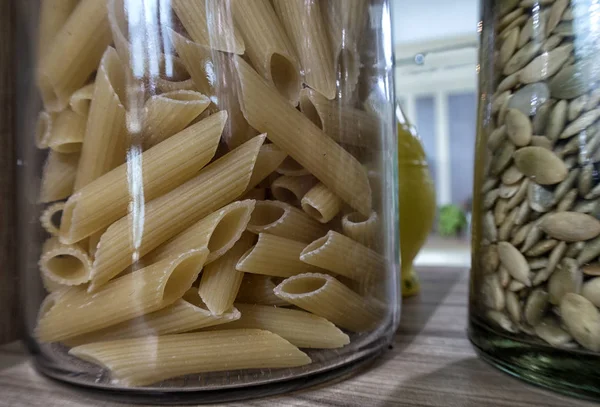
(17, 0), (399, 401)
(470, 0), (600, 400)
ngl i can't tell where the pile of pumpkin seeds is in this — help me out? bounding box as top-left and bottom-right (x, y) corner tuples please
(478, 0), (600, 352)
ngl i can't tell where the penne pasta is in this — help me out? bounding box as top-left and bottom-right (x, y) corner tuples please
(247, 200), (327, 243)
(64, 289), (240, 347)
(171, 0), (244, 54)
(274, 273), (382, 332)
(236, 274), (288, 306)
(38, 237), (92, 287)
(36, 249), (208, 342)
(35, 111), (54, 149)
(46, 108), (86, 153)
(231, 0), (301, 105)
(198, 232), (255, 315)
(89, 135), (266, 290)
(88, 229), (104, 258)
(37, 0), (112, 111)
(40, 202), (66, 237)
(342, 211), (379, 247)
(145, 200), (255, 265)
(39, 150), (80, 203)
(301, 183), (343, 224)
(235, 56), (372, 216)
(273, 0), (335, 100)
(276, 156), (310, 176)
(300, 230), (384, 282)
(69, 330), (311, 386)
(170, 30), (257, 149)
(73, 47), (127, 191)
(41, 273), (67, 294)
(60, 112), (226, 244)
(142, 90), (211, 149)
(299, 88), (380, 147)
(322, 0), (369, 101)
(243, 144), (287, 195)
(68, 82), (94, 116)
(271, 175), (318, 207)
(216, 303), (349, 349)
(37, 0), (80, 62)
(236, 233), (323, 278)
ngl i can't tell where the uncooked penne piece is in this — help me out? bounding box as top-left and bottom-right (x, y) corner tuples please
(39, 237), (92, 287)
(273, 0), (335, 100)
(301, 183), (342, 224)
(232, 0), (301, 105)
(276, 156), (310, 176)
(142, 90), (210, 149)
(64, 289), (241, 347)
(89, 135), (266, 290)
(36, 249), (208, 342)
(300, 230), (384, 282)
(41, 273), (66, 293)
(217, 303), (349, 349)
(236, 233), (323, 278)
(235, 56), (372, 216)
(60, 112), (226, 244)
(69, 82), (94, 116)
(243, 144), (287, 195)
(236, 274), (288, 306)
(198, 232), (255, 315)
(322, 0), (369, 100)
(342, 211), (379, 247)
(145, 200), (255, 265)
(69, 330), (311, 387)
(274, 273), (382, 332)
(73, 47), (127, 191)
(300, 88), (379, 147)
(247, 200), (327, 243)
(37, 0), (80, 62)
(35, 111), (54, 149)
(271, 175), (318, 206)
(172, 0), (244, 54)
(170, 30), (257, 149)
(37, 0), (112, 111)
(46, 108), (86, 153)
(39, 150), (80, 203)
(40, 202), (66, 237)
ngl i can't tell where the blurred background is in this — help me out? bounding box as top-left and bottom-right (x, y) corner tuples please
(392, 0), (479, 268)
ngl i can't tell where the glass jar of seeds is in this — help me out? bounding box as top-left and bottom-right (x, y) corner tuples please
(470, 0), (600, 400)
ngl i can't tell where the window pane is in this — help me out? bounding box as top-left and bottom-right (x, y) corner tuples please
(415, 96), (437, 194)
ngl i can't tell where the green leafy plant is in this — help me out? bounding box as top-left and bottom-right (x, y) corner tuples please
(438, 204), (468, 237)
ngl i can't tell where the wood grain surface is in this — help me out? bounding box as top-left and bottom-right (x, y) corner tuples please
(0, 0), (20, 345)
(0, 268), (596, 407)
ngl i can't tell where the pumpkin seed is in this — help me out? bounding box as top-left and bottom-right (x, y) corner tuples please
(529, 257), (549, 270)
(492, 91), (512, 115)
(546, 99), (567, 142)
(585, 88), (600, 111)
(500, 27), (520, 66)
(488, 126), (507, 151)
(560, 108), (600, 139)
(481, 273), (506, 311)
(491, 142), (516, 175)
(549, 63), (594, 100)
(499, 207), (519, 241)
(486, 310), (518, 333)
(577, 236), (600, 265)
(512, 222), (533, 246)
(560, 293), (600, 351)
(509, 279), (527, 291)
(483, 211), (498, 243)
(481, 244), (500, 275)
(508, 82), (550, 116)
(541, 212), (600, 241)
(579, 164), (594, 196)
(522, 222), (544, 252)
(565, 241), (585, 258)
(548, 258), (582, 304)
(583, 263), (600, 276)
(556, 188), (577, 211)
(505, 108), (533, 146)
(506, 290), (522, 323)
(504, 41), (543, 75)
(582, 277), (600, 307)
(525, 239), (558, 257)
(499, 7), (526, 32)
(498, 73), (520, 93)
(514, 198), (531, 225)
(545, 0), (569, 36)
(534, 241), (567, 285)
(519, 44), (573, 84)
(499, 183), (520, 199)
(532, 101), (555, 135)
(483, 177), (499, 193)
(494, 198), (509, 225)
(541, 34), (562, 52)
(506, 178), (529, 209)
(530, 135), (552, 150)
(525, 288), (549, 326)
(499, 266), (511, 288)
(498, 241), (531, 286)
(514, 146), (568, 185)
(554, 168), (579, 202)
(527, 182), (555, 212)
(568, 94), (588, 121)
(535, 317), (573, 346)
(484, 188), (500, 210)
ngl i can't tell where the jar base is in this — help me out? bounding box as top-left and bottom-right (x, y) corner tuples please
(469, 317), (600, 402)
(30, 332), (392, 405)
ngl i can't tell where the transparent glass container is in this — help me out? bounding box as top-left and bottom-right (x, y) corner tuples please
(470, 0), (600, 400)
(16, 0), (399, 402)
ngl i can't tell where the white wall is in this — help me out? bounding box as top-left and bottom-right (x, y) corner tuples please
(391, 0), (479, 45)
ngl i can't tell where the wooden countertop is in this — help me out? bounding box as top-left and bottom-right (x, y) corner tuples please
(1, 268), (596, 407)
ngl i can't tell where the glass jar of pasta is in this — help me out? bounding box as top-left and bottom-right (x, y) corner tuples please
(470, 0), (600, 400)
(17, 0), (399, 401)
